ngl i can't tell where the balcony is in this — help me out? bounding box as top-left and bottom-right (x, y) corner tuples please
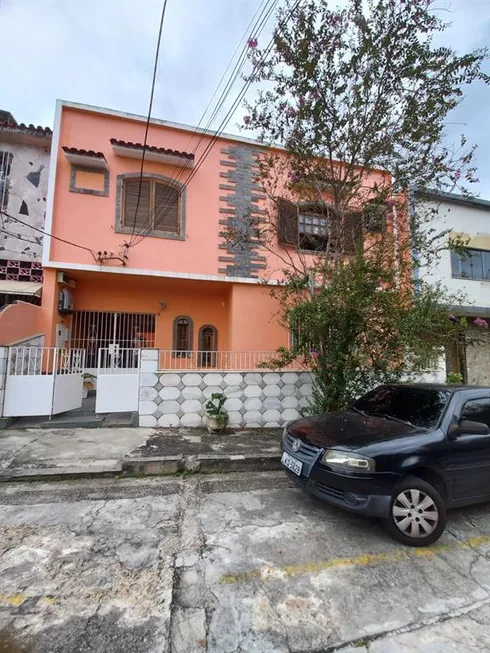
(158, 350), (304, 372)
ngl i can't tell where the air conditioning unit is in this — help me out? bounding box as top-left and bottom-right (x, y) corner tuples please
(57, 271), (76, 288)
(58, 288), (74, 314)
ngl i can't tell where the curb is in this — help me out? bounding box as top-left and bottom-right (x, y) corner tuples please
(0, 454), (282, 483)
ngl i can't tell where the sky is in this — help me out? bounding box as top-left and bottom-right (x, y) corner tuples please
(1, 0), (489, 196)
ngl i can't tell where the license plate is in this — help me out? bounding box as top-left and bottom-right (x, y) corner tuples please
(281, 451), (303, 476)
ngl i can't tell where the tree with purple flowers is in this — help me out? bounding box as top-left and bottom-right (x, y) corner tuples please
(225, 0), (489, 412)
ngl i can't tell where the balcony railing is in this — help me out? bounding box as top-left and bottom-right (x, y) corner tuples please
(158, 350), (305, 372)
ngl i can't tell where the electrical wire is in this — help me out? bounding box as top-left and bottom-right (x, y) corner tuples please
(129, 0), (302, 248)
(128, 0), (169, 243)
(0, 227), (40, 246)
(0, 210), (98, 261)
(127, 0), (281, 247)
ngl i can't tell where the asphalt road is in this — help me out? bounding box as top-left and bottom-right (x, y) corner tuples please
(1, 472), (490, 652)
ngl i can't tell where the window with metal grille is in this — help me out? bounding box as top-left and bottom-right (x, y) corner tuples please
(122, 178), (180, 234)
(0, 151), (13, 212)
(173, 316), (193, 357)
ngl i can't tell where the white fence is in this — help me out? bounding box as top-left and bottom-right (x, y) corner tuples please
(158, 350), (304, 371)
(95, 347), (140, 414)
(3, 347), (85, 417)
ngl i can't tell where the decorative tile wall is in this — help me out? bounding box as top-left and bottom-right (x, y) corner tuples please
(138, 350), (313, 428)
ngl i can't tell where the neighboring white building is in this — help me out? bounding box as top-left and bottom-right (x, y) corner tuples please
(0, 110), (51, 307)
(417, 190), (490, 384)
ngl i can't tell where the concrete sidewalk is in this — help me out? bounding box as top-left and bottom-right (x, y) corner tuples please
(0, 427), (282, 481)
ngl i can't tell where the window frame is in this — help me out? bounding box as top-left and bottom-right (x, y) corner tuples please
(451, 247), (490, 281)
(459, 396), (490, 430)
(0, 150), (13, 212)
(172, 315), (193, 358)
(115, 172), (186, 241)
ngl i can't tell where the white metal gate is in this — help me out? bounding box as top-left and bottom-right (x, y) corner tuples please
(95, 347), (140, 414)
(3, 347), (86, 417)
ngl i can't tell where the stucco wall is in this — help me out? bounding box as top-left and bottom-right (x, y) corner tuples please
(138, 350), (313, 428)
(1, 138), (50, 262)
(0, 302), (43, 345)
(419, 197), (490, 306)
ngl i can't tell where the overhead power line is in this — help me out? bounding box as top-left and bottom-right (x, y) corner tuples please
(0, 210), (98, 262)
(127, 0), (277, 247)
(129, 0), (303, 248)
(128, 0), (170, 242)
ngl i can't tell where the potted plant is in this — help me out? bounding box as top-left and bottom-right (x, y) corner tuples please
(83, 372), (96, 398)
(205, 392), (228, 433)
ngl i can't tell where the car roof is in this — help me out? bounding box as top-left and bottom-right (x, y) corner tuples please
(385, 383), (490, 393)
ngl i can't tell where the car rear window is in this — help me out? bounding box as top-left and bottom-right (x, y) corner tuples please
(352, 386), (451, 429)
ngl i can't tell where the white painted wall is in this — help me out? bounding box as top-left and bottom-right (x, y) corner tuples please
(418, 197), (490, 307)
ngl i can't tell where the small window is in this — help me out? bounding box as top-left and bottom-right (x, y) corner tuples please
(460, 397), (490, 428)
(123, 178), (180, 234)
(173, 316), (193, 357)
(298, 209), (329, 252)
(451, 248), (490, 281)
(198, 325), (218, 367)
(0, 151), (13, 212)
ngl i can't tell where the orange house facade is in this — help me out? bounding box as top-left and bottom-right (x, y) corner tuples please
(41, 100), (297, 369)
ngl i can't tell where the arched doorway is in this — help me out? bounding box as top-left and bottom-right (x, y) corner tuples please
(198, 325), (218, 367)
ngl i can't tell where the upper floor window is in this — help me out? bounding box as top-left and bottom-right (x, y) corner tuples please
(451, 248), (490, 281)
(116, 173), (185, 241)
(277, 197), (362, 254)
(0, 151), (13, 212)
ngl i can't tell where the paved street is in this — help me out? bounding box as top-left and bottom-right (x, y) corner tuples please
(1, 472), (490, 652)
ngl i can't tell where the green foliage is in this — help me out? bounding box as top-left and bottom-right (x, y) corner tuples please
(205, 393), (227, 417)
(239, 0), (487, 414)
(446, 372), (463, 384)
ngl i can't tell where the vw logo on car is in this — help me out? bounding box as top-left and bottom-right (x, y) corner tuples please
(291, 438), (301, 453)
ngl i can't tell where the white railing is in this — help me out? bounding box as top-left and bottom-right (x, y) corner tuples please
(158, 350), (304, 372)
(7, 347), (85, 376)
(97, 347), (140, 374)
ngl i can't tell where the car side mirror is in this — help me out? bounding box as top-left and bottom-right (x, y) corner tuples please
(448, 420), (490, 439)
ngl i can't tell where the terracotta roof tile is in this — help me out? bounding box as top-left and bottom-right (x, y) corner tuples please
(62, 146), (105, 158)
(0, 122), (52, 137)
(110, 138), (194, 161)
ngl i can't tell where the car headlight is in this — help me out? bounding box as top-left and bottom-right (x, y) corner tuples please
(322, 449), (375, 473)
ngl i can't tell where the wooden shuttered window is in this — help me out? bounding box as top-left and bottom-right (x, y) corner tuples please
(277, 197), (299, 246)
(341, 213), (363, 254)
(123, 179), (180, 233)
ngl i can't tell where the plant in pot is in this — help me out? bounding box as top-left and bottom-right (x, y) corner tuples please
(83, 372), (96, 399)
(205, 393), (228, 433)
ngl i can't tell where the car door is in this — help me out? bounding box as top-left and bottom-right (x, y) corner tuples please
(448, 395), (490, 502)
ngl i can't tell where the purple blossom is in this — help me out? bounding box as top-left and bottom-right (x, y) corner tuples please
(455, 170), (461, 181)
(299, 97), (305, 107)
(288, 171), (300, 183)
(286, 107), (297, 119)
(247, 37), (258, 49)
(474, 317), (488, 328)
(448, 314), (456, 321)
(385, 199), (396, 208)
(311, 350), (319, 360)
(243, 115), (251, 126)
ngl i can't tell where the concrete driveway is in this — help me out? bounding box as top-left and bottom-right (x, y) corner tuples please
(1, 472), (490, 652)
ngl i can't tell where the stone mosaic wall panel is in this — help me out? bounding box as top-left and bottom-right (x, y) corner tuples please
(138, 350), (313, 428)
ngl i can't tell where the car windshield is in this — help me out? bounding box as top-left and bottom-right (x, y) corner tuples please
(351, 386), (451, 430)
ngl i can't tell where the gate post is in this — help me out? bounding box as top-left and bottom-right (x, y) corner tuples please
(139, 349), (159, 427)
(0, 347), (9, 422)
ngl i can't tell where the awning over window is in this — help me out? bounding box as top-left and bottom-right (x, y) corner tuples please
(0, 281), (42, 297)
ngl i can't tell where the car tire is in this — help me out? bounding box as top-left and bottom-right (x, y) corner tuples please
(385, 476), (446, 547)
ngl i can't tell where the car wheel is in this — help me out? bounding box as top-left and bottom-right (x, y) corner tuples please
(385, 476), (446, 547)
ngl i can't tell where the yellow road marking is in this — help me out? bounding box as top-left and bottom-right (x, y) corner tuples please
(220, 533), (490, 585)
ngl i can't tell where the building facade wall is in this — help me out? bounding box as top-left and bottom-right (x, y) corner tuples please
(1, 136), (50, 263)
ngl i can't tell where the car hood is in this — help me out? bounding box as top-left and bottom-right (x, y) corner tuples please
(288, 410), (424, 450)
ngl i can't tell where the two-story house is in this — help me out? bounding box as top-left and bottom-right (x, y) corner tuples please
(41, 100), (391, 367)
(417, 190), (490, 385)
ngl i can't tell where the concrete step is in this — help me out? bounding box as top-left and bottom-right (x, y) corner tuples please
(39, 415), (106, 429)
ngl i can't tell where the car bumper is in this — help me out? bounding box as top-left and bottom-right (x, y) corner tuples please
(284, 467), (392, 518)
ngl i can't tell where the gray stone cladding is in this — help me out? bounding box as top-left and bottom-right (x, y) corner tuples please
(138, 350), (313, 428)
(218, 145), (267, 278)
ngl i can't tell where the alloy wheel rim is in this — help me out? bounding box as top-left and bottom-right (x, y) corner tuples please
(392, 489), (439, 538)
